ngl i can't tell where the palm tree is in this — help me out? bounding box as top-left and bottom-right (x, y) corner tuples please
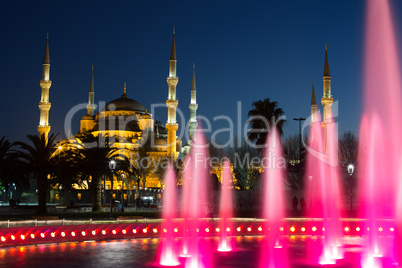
(14, 134), (58, 214)
(247, 98), (286, 148)
(77, 134), (118, 212)
(50, 145), (85, 205)
(0, 137), (29, 191)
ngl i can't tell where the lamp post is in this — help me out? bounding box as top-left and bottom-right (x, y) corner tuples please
(59, 185), (62, 205)
(109, 160), (116, 218)
(347, 164), (355, 212)
(293, 118), (306, 164)
(120, 173), (125, 212)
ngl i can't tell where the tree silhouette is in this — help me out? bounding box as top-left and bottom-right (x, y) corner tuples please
(14, 134), (58, 214)
(0, 137), (29, 191)
(247, 98), (286, 149)
(75, 134), (118, 212)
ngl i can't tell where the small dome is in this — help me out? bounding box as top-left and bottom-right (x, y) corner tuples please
(155, 119), (164, 127)
(102, 93), (146, 113)
(154, 138), (167, 146)
(81, 114), (94, 120)
(142, 111), (152, 119)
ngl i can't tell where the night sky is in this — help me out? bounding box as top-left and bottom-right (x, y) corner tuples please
(1, 0), (402, 145)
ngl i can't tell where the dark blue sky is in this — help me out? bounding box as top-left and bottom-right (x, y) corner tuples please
(1, 0), (401, 144)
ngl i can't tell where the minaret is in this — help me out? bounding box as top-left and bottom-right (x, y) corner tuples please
(321, 44), (333, 124)
(166, 28), (179, 157)
(311, 79), (317, 124)
(189, 63), (198, 141)
(80, 66), (96, 133)
(87, 65), (95, 116)
(38, 33), (52, 142)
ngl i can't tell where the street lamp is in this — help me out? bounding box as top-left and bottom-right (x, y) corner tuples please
(120, 173), (125, 212)
(293, 118), (306, 164)
(347, 164), (355, 212)
(59, 185), (62, 205)
(347, 164), (354, 175)
(109, 160), (116, 218)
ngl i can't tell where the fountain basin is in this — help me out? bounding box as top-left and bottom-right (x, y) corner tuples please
(0, 218), (395, 248)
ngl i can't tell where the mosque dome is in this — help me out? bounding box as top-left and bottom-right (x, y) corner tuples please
(142, 110), (152, 119)
(81, 114), (93, 120)
(102, 93), (146, 113)
(154, 138), (167, 146)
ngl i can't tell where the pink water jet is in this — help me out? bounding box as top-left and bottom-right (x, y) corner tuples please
(305, 119), (343, 265)
(259, 125), (289, 268)
(158, 163), (180, 267)
(180, 156), (193, 257)
(361, 0), (402, 266)
(217, 160), (234, 252)
(183, 128), (212, 268)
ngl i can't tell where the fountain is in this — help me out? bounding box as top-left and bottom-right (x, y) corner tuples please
(183, 128), (212, 268)
(305, 118), (343, 265)
(180, 156), (193, 258)
(158, 163), (180, 266)
(359, 0), (402, 266)
(259, 125), (289, 268)
(217, 160), (234, 252)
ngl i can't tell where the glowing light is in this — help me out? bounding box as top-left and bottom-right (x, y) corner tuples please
(226, 227), (231, 232)
(312, 226), (317, 232)
(345, 227), (350, 232)
(51, 232), (55, 238)
(102, 230), (106, 235)
(174, 228), (178, 233)
(30, 234), (35, 239)
(257, 226), (263, 232)
(81, 231), (86, 236)
(163, 229), (167, 233)
(378, 227), (383, 232)
(142, 229), (147, 234)
(133, 229), (137, 234)
(40, 233), (45, 238)
(279, 227), (284, 231)
(92, 231), (96, 235)
(11, 235), (15, 240)
(237, 227), (241, 232)
(20, 235), (25, 240)
(247, 227), (252, 232)
(71, 232), (76, 237)
(356, 227), (361, 232)
(196, 228), (200, 233)
(153, 228), (158, 233)
(215, 228), (220, 232)
(122, 229), (127, 234)
(112, 230), (117, 235)
(1, 236), (5, 242)
(301, 227), (306, 232)
(290, 226), (296, 232)
(322, 227), (325, 231)
(205, 228), (210, 233)
(390, 227), (395, 232)
(61, 232), (66, 237)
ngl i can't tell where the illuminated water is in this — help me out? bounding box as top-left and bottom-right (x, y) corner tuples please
(217, 160), (235, 253)
(259, 126), (289, 267)
(359, 0), (402, 266)
(0, 236), (379, 268)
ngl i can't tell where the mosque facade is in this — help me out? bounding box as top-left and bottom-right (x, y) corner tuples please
(37, 31), (198, 203)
